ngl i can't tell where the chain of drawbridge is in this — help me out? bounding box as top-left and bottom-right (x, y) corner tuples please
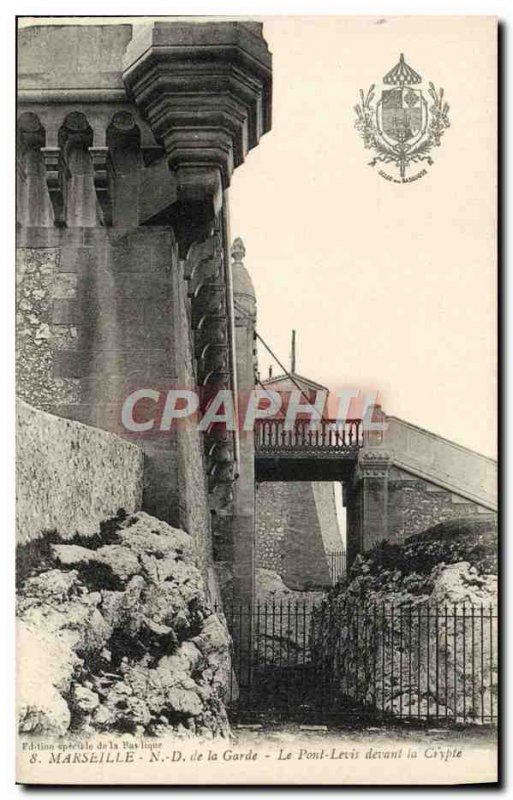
(233, 298), (329, 422)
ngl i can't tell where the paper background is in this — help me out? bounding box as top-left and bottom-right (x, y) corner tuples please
(15, 15), (498, 787)
(230, 15), (497, 459)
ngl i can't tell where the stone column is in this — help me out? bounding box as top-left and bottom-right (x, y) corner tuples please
(345, 404), (390, 560)
(358, 451), (391, 551)
(231, 238), (257, 605)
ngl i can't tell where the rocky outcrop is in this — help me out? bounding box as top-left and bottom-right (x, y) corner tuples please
(255, 568), (324, 604)
(311, 517), (498, 723)
(17, 512), (230, 739)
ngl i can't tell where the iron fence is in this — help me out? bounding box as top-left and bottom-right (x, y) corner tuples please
(326, 551), (346, 584)
(220, 600), (498, 726)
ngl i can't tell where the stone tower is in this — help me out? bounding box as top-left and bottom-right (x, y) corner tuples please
(16, 20), (272, 591)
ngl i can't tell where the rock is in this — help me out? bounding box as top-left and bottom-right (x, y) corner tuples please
(167, 687), (203, 717)
(117, 512), (194, 561)
(100, 577), (146, 633)
(192, 614), (230, 690)
(95, 545), (141, 581)
(17, 511), (232, 739)
(52, 544), (93, 567)
(118, 642), (208, 723)
(20, 600), (111, 655)
(431, 562), (498, 605)
(311, 545), (498, 725)
(141, 617), (173, 637)
(96, 684), (152, 730)
(71, 686), (100, 713)
(161, 641), (203, 676)
(18, 689), (71, 737)
(17, 621), (76, 736)
(110, 681), (132, 696)
(52, 543), (141, 582)
(193, 614), (227, 657)
(18, 569), (82, 608)
(34, 323), (51, 341)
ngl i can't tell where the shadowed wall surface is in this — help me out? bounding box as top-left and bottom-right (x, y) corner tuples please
(256, 481), (342, 590)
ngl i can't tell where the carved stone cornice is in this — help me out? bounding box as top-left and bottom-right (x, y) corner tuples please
(41, 147), (69, 228)
(89, 146), (113, 226)
(357, 450), (391, 479)
(17, 112), (45, 152)
(122, 21), (272, 244)
(186, 234), (223, 295)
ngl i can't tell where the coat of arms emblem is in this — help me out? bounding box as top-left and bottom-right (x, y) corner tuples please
(355, 54), (450, 182)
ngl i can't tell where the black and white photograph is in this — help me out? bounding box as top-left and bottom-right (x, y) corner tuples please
(13, 12), (498, 786)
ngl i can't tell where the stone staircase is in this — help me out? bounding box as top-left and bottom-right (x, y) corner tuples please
(381, 416), (497, 512)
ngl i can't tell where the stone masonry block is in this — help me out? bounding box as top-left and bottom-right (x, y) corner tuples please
(52, 298), (78, 324)
(118, 274), (170, 300)
(17, 228), (61, 248)
(111, 244), (152, 273)
(58, 246), (95, 274)
(52, 349), (85, 379)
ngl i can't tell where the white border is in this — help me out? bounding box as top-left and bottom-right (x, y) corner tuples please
(2, 3), (508, 797)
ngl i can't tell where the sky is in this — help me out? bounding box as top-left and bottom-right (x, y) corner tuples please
(229, 16), (497, 458)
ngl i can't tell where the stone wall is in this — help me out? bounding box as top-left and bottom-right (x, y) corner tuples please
(344, 464), (495, 566)
(312, 482), (344, 551)
(255, 483), (288, 574)
(16, 229), (180, 427)
(16, 400), (144, 545)
(16, 244), (80, 412)
(17, 18), (273, 608)
(255, 482), (343, 590)
(16, 229), (213, 576)
(388, 467), (492, 544)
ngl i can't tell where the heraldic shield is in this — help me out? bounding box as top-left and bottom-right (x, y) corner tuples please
(354, 52), (450, 181)
(378, 87), (427, 147)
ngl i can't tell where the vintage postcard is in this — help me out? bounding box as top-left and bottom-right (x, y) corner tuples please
(15, 15), (498, 785)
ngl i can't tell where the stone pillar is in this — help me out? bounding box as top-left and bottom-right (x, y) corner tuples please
(345, 404), (390, 561)
(343, 481), (362, 567)
(231, 238), (257, 605)
(358, 451), (391, 551)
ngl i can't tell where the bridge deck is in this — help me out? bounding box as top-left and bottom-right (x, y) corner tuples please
(254, 419), (361, 481)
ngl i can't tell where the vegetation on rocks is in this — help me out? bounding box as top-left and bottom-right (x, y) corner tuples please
(17, 512), (231, 739)
(311, 516), (498, 724)
(331, 515), (497, 606)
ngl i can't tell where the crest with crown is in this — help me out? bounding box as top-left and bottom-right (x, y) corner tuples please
(355, 54), (450, 180)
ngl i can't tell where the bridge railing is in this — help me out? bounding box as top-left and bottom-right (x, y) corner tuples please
(255, 419), (363, 451)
